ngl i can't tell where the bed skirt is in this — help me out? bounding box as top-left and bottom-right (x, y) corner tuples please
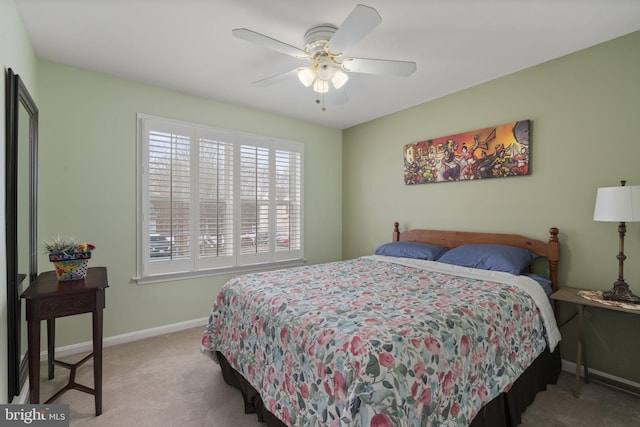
(215, 346), (560, 427)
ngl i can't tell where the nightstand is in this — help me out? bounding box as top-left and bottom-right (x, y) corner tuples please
(550, 286), (640, 398)
(21, 267), (108, 415)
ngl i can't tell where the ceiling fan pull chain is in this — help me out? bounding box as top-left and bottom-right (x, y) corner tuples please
(314, 93), (326, 111)
(314, 92), (327, 111)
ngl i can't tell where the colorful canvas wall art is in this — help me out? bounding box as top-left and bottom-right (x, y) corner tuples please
(404, 120), (530, 185)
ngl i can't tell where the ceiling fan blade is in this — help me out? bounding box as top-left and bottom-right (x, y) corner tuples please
(329, 4), (382, 54)
(252, 68), (301, 87)
(342, 58), (417, 76)
(232, 28), (306, 58)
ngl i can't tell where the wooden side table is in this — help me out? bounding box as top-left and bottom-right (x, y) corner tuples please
(551, 286), (640, 398)
(20, 267), (108, 415)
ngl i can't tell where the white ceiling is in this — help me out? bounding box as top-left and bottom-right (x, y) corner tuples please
(15, 0), (640, 129)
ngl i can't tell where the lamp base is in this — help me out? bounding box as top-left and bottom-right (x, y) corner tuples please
(603, 282), (640, 304)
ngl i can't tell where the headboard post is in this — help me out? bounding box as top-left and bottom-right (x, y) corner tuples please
(392, 222), (400, 242)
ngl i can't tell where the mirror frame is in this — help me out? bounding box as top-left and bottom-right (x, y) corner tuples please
(5, 68), (38, 401)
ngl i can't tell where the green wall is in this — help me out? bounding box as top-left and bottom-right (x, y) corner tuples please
(36, 61), (342, 349)
(1, 0), (39, 403)
(343, 31), (640, 384)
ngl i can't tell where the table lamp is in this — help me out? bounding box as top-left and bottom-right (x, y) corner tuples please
(593, 180), (640, 303)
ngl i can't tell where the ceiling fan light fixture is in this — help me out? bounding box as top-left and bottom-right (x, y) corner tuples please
(316, 57), (335, 81)
(312, 79), (329, 94)
(297, 67), (316, 87)
(331, 69), (348, 89)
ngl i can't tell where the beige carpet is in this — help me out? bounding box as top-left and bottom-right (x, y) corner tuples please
(38, 327), (640, 427)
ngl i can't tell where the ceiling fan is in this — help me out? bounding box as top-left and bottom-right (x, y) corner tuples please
(232, 4), (417, 110)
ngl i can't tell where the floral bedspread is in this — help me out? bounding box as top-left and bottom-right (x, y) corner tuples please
(201, 256), (558, 427)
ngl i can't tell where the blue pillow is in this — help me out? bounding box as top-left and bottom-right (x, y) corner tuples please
(523, 273), (553, 296)
(375, 241), (449, 261)
(524, 273), (555, 310)
(437, 244), (538, 275)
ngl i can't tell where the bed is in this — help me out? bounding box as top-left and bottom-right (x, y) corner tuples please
(201, 223), (562, 426)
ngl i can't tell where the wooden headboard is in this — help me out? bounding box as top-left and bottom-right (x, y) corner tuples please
(392, 222), (560, 292)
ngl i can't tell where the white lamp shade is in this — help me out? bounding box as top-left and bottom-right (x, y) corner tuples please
(297, 67), (316, 87)
(312, 79), (329, 94)
(593, 185), (640, 222)
(331, 69), (349, 89)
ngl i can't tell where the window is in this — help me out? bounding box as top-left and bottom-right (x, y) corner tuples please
(137, 115), (303, 282)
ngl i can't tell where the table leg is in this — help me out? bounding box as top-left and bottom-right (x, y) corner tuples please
(574, 304), (589, 398)
(581, 311), (589, 384)
(27, 317), (40, 404)
(47, 319), (55, 379)
(92, 306), (103, 416)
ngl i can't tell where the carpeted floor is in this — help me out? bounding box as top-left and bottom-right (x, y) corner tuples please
(38, 326), (640, 426)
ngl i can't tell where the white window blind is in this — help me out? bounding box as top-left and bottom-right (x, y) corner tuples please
(275, 150), (302, 256)
(138, 114), (304, 282)
(239, 145), (270, 261)
(197, 133), (234, 269)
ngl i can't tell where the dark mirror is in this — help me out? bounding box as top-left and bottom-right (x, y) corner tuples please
(6, 68), (38, 401)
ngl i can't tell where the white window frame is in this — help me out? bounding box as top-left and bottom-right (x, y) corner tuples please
(136, 114), (304, 284)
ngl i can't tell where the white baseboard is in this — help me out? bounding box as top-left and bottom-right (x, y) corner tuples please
(561, 359), (640, 394)
(39, 317), (208, 361)
(11, 381), (31, 404)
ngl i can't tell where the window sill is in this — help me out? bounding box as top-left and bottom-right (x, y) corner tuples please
(134, 258), (306, 285)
